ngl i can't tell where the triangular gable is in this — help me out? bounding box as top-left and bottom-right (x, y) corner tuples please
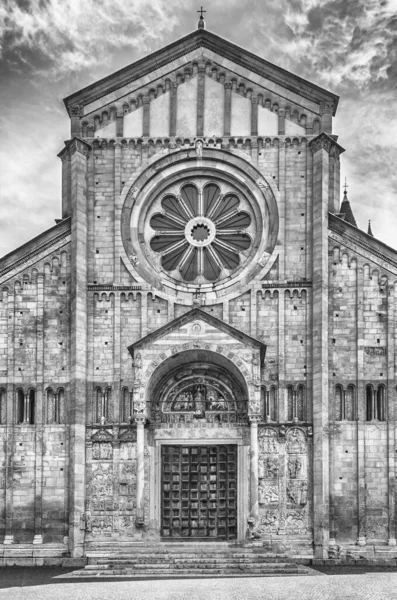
(64, 29), (338, 116)
(128, 307), (266, 360)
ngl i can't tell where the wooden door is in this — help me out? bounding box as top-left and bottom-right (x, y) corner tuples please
(161, 445), (237, 539)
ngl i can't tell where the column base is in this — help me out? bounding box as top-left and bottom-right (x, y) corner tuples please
(356, 536), (367, 546)
(33, 534), (43, 545)
(3, 535), (14, 545)
(329, 537), (337, 547)
(387, 538), (397, 547)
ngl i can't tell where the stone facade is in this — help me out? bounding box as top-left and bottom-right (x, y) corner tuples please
(0, 27), (396, 564)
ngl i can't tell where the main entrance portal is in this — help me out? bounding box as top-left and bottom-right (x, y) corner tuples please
(161, 445), (238, 540)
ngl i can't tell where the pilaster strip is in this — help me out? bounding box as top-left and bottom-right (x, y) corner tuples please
(223, 82), (232, 137)
(33, 273), (45, 543)
(4, 289), (14, 544)
(310, 135), (331, 558)
(197, 64), (206, 137)
(169, 83), (177, 137)
(356, 266), (366, 545)
(142, 96), (150, 137)
(387, 283), (396, 544)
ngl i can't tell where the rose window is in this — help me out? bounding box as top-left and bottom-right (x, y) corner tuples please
(149, 182), (252, 282)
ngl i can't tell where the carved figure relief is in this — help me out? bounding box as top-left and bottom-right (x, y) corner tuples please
(286, 428), (306, 454)
(288, 456), (303, 479)
(287, 480), (308, 506)
(285, 510), (306, 532)
(92, 442), (113, 460)
(161, 376), (240, 420)
(89, 464), (114, 512)
(90, 516), (112, 537)
(259, 456), (279, 479)
(259, 511), (279, 533)
(259, 481), (279, 505)
(258, 429), (278, 454)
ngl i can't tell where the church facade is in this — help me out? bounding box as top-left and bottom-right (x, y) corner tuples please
(1, 22), (397, 564)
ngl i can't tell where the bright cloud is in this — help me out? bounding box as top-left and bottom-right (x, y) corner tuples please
(0, 0), (396, 255)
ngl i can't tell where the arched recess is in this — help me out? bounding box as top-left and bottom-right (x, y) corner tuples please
(146, 349), (249, 425)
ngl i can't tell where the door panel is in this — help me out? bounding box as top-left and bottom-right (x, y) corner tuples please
(161, 445), (237, 539)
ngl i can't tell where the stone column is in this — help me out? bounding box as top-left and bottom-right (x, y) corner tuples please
(309, 132), (345, 559)
(249, 416), (260, 520)
(224, 82), (232, 137)
(169, 82), (177, 138)
(251, 97), (259, 136)
(58, 137), (91, 558)
(142, 96), (150, 137)
(278, 108), (285, 135)
(116, 111), (124, 137)
(135, 415), (145, 525)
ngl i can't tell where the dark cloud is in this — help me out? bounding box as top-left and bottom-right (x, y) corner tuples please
(0, 0), (396, 254)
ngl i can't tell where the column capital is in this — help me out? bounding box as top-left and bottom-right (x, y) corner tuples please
(69, 103), (84, 118)
(57, 137), (92, 161)
(309, 132), (345, 156)
(134, 414), (146, 426)
(248, 414), (261, 424)
(251, 96), (259, 105)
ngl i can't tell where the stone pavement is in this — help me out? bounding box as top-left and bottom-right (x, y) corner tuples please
(1, 568), (397, 600)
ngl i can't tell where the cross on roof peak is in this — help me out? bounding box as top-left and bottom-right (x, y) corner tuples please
(197, 6), (206, 29)
(343, 178), (348, 194)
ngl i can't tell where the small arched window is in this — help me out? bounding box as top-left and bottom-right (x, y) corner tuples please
(95, 387), (102, 423)
(287, 386), (294, 421)
(297, 385), (305, 421)
(28, 389), (35, 424)
(56, 388), (65, 424)
(105, 387), (111, 421)
(16, 389), (24, 424)
(335, 385), (343, 420)
(377, 385), (386, 421)
(122, 388), (132, 423)
(366, 384), (374, 421)
(269, 386), (277, 422)
(0, 388), (6, 424)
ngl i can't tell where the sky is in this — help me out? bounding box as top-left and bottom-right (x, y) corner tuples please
(0, 0), (396, 257)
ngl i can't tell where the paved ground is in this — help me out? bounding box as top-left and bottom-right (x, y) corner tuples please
(1, 567), (397, 599)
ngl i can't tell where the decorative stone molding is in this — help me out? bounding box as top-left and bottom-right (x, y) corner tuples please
(309, 132), (345, 157)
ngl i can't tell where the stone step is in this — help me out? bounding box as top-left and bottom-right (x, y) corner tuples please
(100, 561), (296, 569)
(74, 566), (308, 577)
(65, 570), (308, 579)
(89, 555), (289, 564)
(100, 556), (291, 567)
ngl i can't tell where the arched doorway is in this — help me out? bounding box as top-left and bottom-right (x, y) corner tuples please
(147, 350), (250, 541)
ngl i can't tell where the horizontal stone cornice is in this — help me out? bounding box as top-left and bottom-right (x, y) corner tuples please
(0, 218), (71, 283)
(309, 132), (345, 156)
(329, 213), (397, 274)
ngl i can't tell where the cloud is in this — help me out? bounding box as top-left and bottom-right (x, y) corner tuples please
(0, 0), (396, 256)
(0, 0), (184, 78)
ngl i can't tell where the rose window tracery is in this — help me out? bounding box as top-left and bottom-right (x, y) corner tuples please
(149, 181), (252, 282)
